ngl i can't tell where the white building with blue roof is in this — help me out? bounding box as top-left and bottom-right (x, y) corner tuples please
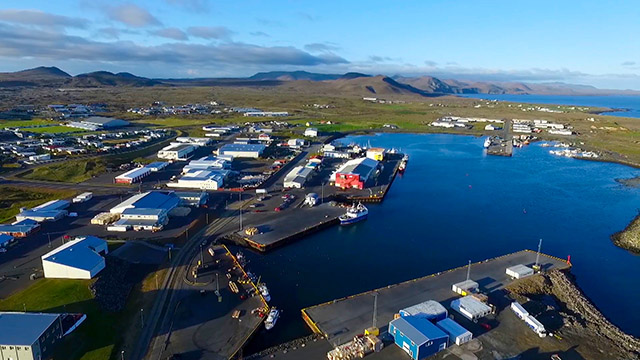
(0, 312), (64, 360)
(41, 236), (108, 279)
(218, 143), (266, 158)
(389, 316), (448, 359)
(108, 191), (180, 231)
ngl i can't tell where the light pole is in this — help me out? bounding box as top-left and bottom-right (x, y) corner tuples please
(200, 244), (204, 266)
(47, 233), (51, 248)
(140, 308), (144, 328)
(120, 350), (125, 360)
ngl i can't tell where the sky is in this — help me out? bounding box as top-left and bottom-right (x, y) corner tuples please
(0, 0), (639, 89)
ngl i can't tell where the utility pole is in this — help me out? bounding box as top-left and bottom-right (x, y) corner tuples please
(199, 244), (204, 267)
(140, 308), (144, 328)
(372, 292), (378, 329)
(121, 350), (125, 360)
(321, 182), (324, 204)
(466, 260), (472, 281)
(155, 273), (159, 290)
(47, 233), (51, 248)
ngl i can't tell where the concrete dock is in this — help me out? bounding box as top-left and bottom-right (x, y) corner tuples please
(302, 250), (570, 345)
(232, 203), (345, 252)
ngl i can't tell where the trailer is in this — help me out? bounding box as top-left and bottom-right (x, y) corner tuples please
(510, 301), (529, 320)
(525, 315), (547, 337)
(506, 264), (534, 279)
(72, 192), (93, 203)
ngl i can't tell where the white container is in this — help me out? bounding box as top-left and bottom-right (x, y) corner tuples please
(525, 315), (547, 337)
(506, 265), (534, 279)
(510, 301), (529, 320)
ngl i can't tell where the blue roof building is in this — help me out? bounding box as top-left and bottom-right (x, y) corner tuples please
(218, 143), (266, 158)
(0, 312), (64, 360)
(436, 318), (473, 346)
(41, 236), (108, 279)
(389, 316), (448, 360)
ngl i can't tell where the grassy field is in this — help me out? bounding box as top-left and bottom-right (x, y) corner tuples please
(0, 119), (57, 127)
(0, 186), (77, 222)
(23, 125), (85, 134)
(22, 159), (107, 183)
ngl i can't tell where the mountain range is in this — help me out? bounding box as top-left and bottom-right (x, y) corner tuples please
(0, 66), (637, 96)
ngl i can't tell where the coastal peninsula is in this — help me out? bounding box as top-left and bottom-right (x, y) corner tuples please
(612, 213), (640, 254)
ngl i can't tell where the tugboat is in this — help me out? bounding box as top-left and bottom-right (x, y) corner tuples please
(265, 307), (280, 330)
(339, 203), (368, 225)
(258, 283), (271, 302)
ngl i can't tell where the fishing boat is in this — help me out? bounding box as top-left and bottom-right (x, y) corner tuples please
(258, 283), (271, 302)
(339, 203), (368, 225)
(399, 154), (409, 172)
(483, 137), (492, 148)
(265, 307), (280, 330)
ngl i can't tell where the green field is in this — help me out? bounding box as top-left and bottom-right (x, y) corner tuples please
(0, 186), (77, 223)
(0, 279), (116, 360)
(24, 125), (85, 134)
(0, 119), (57, 127)
(22, 159), (107, 183)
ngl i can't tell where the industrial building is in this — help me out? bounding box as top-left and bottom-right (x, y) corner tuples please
(157, 143), (195, 160)
(452, 279), (479, 296)
(108, 191), (180, 231)
(287, 138), (306, 149)
(0, 312), (64, 360)
(218, 143), (266, 158)
(506, 264), (534, 279)
(0, 219), (40, 237)
(175, 192), (209, 207)
(450, 296), (492, 322)
(115, 166), (151, 184)
(389, 316), (448, 360)
(0, 234), (14, 248)
(175, 137), (213, 147)
(333, 157), (379, 190)
(283, 166), (314, 189)
(15, 200), (70, 223)
(304, 127), (318, 137)
(41, 236), (108, 279)
(435, 318), (473, 345)
(399, 300), (447, 322)
(182, 156), (231, 173)
(67, 116), (129, 131)
(366, 147), (386, 161)
(167, 169), (228, 190)
(146, 162), (169, 172)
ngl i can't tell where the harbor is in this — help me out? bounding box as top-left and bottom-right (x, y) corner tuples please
(301, 250), (570, 344)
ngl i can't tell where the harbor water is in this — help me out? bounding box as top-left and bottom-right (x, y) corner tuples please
(243, 133), (640, 351)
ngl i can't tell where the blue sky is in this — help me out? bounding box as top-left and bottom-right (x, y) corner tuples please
(0, 0), (638, 89)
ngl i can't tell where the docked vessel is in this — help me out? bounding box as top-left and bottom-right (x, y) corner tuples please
(483, 137), (492, 148)
(258, 283), (271, 302)
(265, 307), (280, 330)
(399, 154), (409, 172)
(339, 203), (368, 225)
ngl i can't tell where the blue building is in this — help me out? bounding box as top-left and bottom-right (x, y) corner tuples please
(389, 316), (448, 360)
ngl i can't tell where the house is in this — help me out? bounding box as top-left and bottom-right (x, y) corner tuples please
(0, 312), (65, 360)
(41, 236), (108, 279)
(389, 316), (448, 360)
(304, 127), (318, 137)
(333, 157), (378, 190)
(217, 143), (266, 158)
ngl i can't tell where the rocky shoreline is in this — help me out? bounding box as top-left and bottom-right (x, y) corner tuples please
(508, 269), (640, 359)
(244, 334), (324, 359)
(611, 213), (640, 254)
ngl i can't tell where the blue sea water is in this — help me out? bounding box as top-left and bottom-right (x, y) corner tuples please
(244, 133), (640, 350)
(461, 94), (640, 118)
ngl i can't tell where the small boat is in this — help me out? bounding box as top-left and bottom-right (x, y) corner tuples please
(483, 137), (492, 148)
(339, 203), (368, 225)
(265, 307), (280, 330)
(258, 283), (271, 302)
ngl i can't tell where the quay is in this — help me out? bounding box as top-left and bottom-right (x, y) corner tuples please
(229, 203), (345, 252)
(487, 118), (513, 157)
(341, 155), (403, 203)
(301, 250), (570, 345)
(160, 244), (268, 359)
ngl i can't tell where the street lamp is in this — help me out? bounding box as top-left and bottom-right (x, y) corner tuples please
(120, 350), (125, 360)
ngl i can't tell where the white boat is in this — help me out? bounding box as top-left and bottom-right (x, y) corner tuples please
(339, 203), (368, 225)
(258, 283), (271, 302)
(265, 307), (280, 330)
(483, 137), (491, 148)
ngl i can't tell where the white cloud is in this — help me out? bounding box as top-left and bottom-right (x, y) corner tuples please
(0, 9), (87, 28)
(104, 4), (161, 28)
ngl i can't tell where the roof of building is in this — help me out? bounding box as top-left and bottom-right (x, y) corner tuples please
(12, 219), (39, 226)
(507, 264), (534, 275)
(452, 296), (492, 315)
(0, 222), (39, 234)
(32, 199), (70, 211)
(0, 234), (13, 245)
(111, 191), (180, 214)
(113, 218), (160, 227)
(337, 157), (378, 178)
(453, 279), (479, 290)
(390, 316), (448, 345)
(0, 312), (61, 346)
(146, 162), (168, 169)
(116, 166), (151, 179)
(175, 191), (208, 200)
(82, 116), (129, 126)
(219, 143), (266, 153)
(160, 143), (195, 152)
(122, 208), (165, 216)
(41, 236), (106, 271)
(180, 169), (227, 182)
(436, 318), (472, 338)
(400, 300), (447, 319)
(17, 209), (66, 220)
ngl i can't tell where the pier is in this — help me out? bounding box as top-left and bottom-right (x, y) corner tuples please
(302, 250), (570, 345)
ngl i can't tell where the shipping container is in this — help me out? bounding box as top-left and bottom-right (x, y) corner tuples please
(510, 301), (529, 320)
(450, 296), (492, 322)
(506, 264), (534, 279)
(525, 315), (547, 337)
(436, 318), (473, 346)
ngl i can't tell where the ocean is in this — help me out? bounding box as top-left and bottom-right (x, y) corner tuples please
(461, 94), (640, 118)
(243, 133), (640, 351)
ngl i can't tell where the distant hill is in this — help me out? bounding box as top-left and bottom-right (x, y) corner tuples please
(0, 66), (638, 95)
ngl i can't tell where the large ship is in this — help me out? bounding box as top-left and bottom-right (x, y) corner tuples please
(265, 307), (280, 330)
(339, 203), (368, 225)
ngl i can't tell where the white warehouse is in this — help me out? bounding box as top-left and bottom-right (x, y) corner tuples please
(41, 236), (108, 279)
(158, 143), (195, 160)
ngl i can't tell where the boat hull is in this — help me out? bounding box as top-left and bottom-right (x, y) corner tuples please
(339, 214), (368, 225)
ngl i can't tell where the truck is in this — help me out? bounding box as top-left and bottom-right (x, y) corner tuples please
(525, 315), (547, 337)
